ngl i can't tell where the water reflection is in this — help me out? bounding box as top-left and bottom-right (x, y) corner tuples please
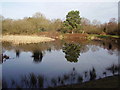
(2, 38), (119, 56)
(89, 67), (96, 81)
(91, 38), (118, 50)
(62, 43), (81, 63)
(2, 54), (10, 63)
(106, 64), (120, 75)
(2, 38), (119, 88)
(32, 51), (43, 63)
(15, 50), (20, 58)
(2, 38), (118, 64)
(109, 43), (112, 50)
(2, 64), (119, 88)
(0, 54), (2, 64)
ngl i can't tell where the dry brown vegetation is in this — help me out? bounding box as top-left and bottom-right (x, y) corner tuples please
(37, 31), (60, 39)
(1, 13), (62, 35)
(1, 12), (119, 36)
(2, 35), (55, 44)
(81, 18), (119, 35)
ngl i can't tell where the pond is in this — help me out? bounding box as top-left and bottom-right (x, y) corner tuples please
(2, 38), (119, 88)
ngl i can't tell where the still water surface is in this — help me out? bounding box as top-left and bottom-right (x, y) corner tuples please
(2, 39), (119, 88)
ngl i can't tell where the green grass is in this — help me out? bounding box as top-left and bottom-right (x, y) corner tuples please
(93, 34), (119, 38)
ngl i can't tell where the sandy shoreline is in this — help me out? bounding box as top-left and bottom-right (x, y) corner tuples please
(1, 35), (55, 44)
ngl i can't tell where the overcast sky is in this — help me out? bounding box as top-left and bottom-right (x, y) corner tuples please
(0, 0), (119, 2)
(0, 0), (118, 23)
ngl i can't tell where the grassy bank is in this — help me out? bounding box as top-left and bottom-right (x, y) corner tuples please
(58, 34), (119, 42)
(55, 75), (119, 88)
(96, 35), (119, 38)
(88, 34), (119, 40)
(1, 33), (119, 45)
(1, 35), (55, 44)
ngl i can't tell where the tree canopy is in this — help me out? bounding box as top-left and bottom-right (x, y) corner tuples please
(1, 11), (119, 35)
(63, 10), (81, 33)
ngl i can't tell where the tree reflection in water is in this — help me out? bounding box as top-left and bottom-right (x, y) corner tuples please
(32, 51), (43, 63)
(0, 54), (2, 64)
(15, 50), (20, 58)
(106, 64), (119, 75)
(2, 39), (119, 88)
(62, 43), (81, 63)
(2, 64), (119, 88)
(109, 43), (112, 50)
(89, 67), (96, 81)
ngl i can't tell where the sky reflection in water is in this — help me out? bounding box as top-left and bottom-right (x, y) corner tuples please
(2, 39), (119, 88)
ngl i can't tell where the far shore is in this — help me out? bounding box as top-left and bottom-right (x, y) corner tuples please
(1, 35), (55, 44)
(0, 34), (119, 45)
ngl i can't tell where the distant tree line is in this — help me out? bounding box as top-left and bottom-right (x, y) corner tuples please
(81, 17), (119, 35)
(1, 12), (62, 35)
(0, 11), (119, 35)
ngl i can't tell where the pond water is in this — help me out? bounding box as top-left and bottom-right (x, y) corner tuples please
(2, 38), (119, 88)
